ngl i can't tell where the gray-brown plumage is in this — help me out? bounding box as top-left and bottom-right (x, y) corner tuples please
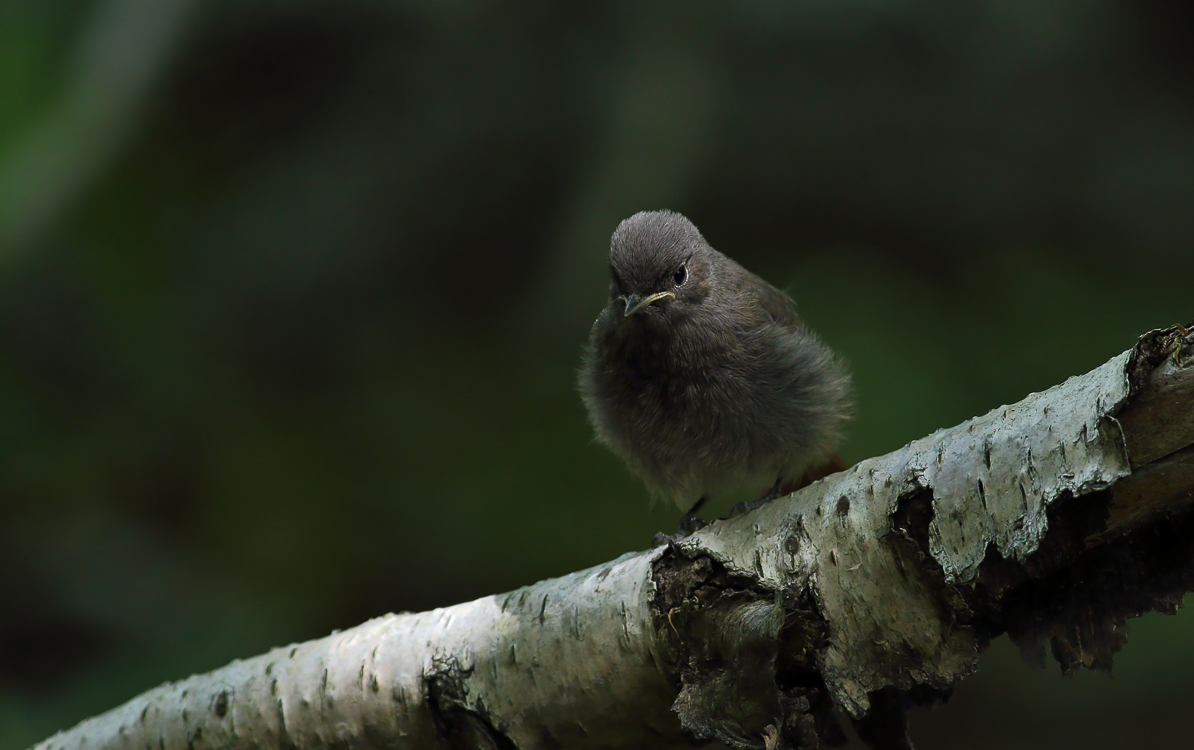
(580, 210), (852, 515)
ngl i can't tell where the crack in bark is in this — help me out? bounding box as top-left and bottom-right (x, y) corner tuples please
(653, 543), (845, 749)
(426, 659), (517, 750)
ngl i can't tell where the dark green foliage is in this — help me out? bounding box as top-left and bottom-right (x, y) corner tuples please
(2, 2), (1193, 748)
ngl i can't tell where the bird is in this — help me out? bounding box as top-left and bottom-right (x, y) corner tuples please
(579, 210), (852, 530)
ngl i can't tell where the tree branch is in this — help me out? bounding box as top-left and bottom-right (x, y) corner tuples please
(33, 323), (1194, 750)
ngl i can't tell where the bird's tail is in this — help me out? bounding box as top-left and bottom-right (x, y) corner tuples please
(780, 453), (850, 495)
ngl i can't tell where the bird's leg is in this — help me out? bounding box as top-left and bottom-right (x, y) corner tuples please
(652, 497), (709, 546)
(679, 496), (709, 534)
(761, 474), (785, 502)
(728, 475), (785, 518)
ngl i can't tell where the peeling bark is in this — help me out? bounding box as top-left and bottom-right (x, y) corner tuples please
(32, 323), (1194, 750)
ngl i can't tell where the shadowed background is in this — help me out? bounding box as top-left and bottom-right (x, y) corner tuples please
(2, 1), (1193, 747)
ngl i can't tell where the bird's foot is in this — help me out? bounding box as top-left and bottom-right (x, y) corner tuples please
(652, 518), (709, 547)
(728, 497), (768, 518)
(728, 475), (785, 518)
(652, 498), (709, 546)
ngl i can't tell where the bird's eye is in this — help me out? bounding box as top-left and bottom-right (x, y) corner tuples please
(673, 265), (688, 286)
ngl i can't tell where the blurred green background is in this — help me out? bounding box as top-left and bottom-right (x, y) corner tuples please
(2, 1), (1193, 748)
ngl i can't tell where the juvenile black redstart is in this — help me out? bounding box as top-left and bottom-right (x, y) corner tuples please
(580, 210), (852, 524)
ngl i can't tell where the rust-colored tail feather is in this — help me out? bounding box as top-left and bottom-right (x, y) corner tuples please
(780, 453), (850, 495)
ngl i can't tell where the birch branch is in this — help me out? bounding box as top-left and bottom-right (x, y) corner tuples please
(32, 323), (1194, 750)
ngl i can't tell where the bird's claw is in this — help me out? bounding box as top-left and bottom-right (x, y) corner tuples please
(729, 476), (785, 518)
(651, 517), (709, 547)
(652, 500), (709, 546)
(728, 497), (768, 518)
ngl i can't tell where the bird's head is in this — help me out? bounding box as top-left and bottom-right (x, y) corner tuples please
(607, 210), (713, 320)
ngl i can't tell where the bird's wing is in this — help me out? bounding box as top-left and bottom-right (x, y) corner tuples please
(742, 271), (803, 330)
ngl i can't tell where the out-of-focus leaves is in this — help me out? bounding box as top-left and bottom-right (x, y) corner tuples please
(0, 0), (195, 251)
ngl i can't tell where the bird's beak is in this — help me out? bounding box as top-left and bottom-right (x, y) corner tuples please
(621, 291), (676, 317)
